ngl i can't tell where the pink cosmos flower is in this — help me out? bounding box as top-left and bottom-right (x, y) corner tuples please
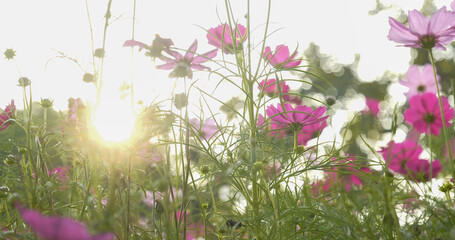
(297, 119), (327, 146)
(0, 100), (15, 132)
(257, 114), (265, 127)
(404, 92), (454, 136)
(258, 79), (290, 97)
(137, 143), (162, 164)
(363, 98), (380, 116)
(266, 103), (328, 131)
(283, 94), (302, 105)
(48, 167), (70, 182)
(123, 34), (173, 58)
(314, 158), (371, 193)
(406, 159), (442, 182)
(388, 7), (455, 50)
(399, 64), (440, 98)
(156, 39), (217, 79)
(379, 141), (422, 174)
(15, 202), (114, 240)
(207, 23), (247, 54)
(263, 45), (301, 69)
(189, 118), (219, 141)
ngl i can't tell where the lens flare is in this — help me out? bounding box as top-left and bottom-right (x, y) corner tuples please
(92, 101), (135, 144)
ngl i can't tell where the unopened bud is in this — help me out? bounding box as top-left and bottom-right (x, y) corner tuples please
(4, 49), (16, 60)
(94, 48), (105, 58)
(18, 77), (31, 87)
(83, 73), (95, 83)
(40, 98), (54, 109)
(174, 93), (188, 110)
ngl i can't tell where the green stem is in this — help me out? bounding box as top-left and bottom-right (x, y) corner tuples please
(428, 49), (455, 182)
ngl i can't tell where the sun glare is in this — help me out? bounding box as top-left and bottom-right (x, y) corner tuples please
(92, 101), (135, 144)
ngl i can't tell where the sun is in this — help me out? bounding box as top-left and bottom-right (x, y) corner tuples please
(92, 100), (135, 144)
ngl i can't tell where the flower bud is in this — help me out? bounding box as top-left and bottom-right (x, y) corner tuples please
(83, 73), (95, 83)
(40, 98), (54, 109)
(94, 48), (105, 58)
(18, 147), (28, 155)
(0, 186), (10, 199)
(4, 49), (16, 60)
(200, 165), (210, 175)
(201, 203), (209, 209)
(18, 77), (31, 87)
(3, 155), (16, 165)
(174, 93), (188, 110)
(326, 96), (336, 106)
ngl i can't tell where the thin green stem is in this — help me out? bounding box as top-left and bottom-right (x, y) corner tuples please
(428, 49), (455, 181)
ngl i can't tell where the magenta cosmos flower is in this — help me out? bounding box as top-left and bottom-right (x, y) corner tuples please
(15, 202), (114, 240)
(404, 92), (454, 136)
(400, 64), (440, 98)
(298, 118), (327, 146)
(263, 45), (301, 69)
(207, 23), (247, 54)
(123, 34), (173, 59)
(0, 100), (15, 131)
(406, 159), (442, 182)
(388, 7), (455, 50)
(266, 103), (328, 131)
(362, 98), (380, 116)
(258, 79), (290, 97)
(314, 158), (371, 193)
(156, 39), (218, 79)
(379, 141), (422, 174)
(48, 167), (70, 182)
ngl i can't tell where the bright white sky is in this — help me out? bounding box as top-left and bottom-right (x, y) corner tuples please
(0, 0), (453, 111)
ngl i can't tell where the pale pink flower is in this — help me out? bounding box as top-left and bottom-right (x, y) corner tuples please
(137, 143), (162, 163)
(15, 202), (114, 240)
(189, 118), (219, 141)
(0, 100), (15, 132)
(263, 45), (301, 69)
(388, 7), (455, 50)
(379, 141), (422, 175)
(258, 79), (290, 97)
(156, 39), (217, 79)
(400, 64), (440, 98)
(123, 34), (173, 58)
(363, 98), (380, 116)
(452, 1), (455, 11)
(406, 159), (442, 182)
(266, 103), (328, 130)
(404, 92), (454, 136)
(142, 190), (163, 207)
(207, 23), (247, 54)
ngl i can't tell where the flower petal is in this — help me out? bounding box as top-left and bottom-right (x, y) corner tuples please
(408, 10), (429, 36)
